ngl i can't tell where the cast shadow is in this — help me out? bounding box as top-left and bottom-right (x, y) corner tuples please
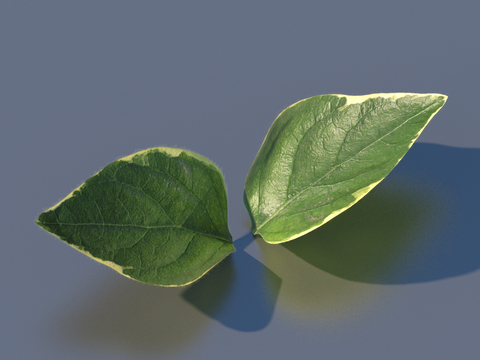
(54, 234), (282, 357)
(281, 143), (480, 284)
(182, 233), (281, 331)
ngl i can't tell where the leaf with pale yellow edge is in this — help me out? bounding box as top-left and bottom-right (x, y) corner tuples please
(244, 93), (447, 244)
(36, 147), (234, 286)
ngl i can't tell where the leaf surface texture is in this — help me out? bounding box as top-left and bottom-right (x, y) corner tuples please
(244, 93), (447, 243)
(36, 148), (234, 286)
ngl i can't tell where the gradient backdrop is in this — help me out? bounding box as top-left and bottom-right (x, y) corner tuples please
(1, 2), (479, 359)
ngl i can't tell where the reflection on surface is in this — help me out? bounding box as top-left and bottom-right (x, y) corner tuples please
(183, 233), (281, 331)
(254, 237), (383, 324)
(51, 144), (480, 346)
(254, 144), (480, 323)
(282, 176), (444, 284)
(54, 276), (209, 356)
(54, 234), (282, 358)
(282, 143), (480, 284)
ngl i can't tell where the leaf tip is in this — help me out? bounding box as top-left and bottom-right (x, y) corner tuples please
(34, 213), (45, 229)
(429, 93), (448, 102)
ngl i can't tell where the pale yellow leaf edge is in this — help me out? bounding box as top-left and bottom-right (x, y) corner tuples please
(257, 93), (448, 244)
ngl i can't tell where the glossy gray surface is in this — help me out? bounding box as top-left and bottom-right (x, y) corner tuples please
(1, 1), (479, 359)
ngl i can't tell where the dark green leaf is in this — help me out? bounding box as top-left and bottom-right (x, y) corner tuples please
(36, 147), (234, 286)
(244, 93), (447, 244)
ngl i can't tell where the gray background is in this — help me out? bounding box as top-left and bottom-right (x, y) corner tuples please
(1, 1), (479, 359)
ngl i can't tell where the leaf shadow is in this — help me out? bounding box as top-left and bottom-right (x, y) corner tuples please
(281, 143), (480, 284)
(51, 235), (282, 358)
(182, 233), (282, 331)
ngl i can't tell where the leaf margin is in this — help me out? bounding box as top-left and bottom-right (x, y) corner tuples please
(35, 147), (235, 287)
(245, 92), (448, 244)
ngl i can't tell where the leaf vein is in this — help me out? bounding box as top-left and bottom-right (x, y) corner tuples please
(37, 222), (231, 243)
(286, 104), (343, 197)
(257, 100), (439, 231)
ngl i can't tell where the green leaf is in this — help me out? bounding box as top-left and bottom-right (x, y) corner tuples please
(244, 93), (447, 244)
(36, 147), (235, 286)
